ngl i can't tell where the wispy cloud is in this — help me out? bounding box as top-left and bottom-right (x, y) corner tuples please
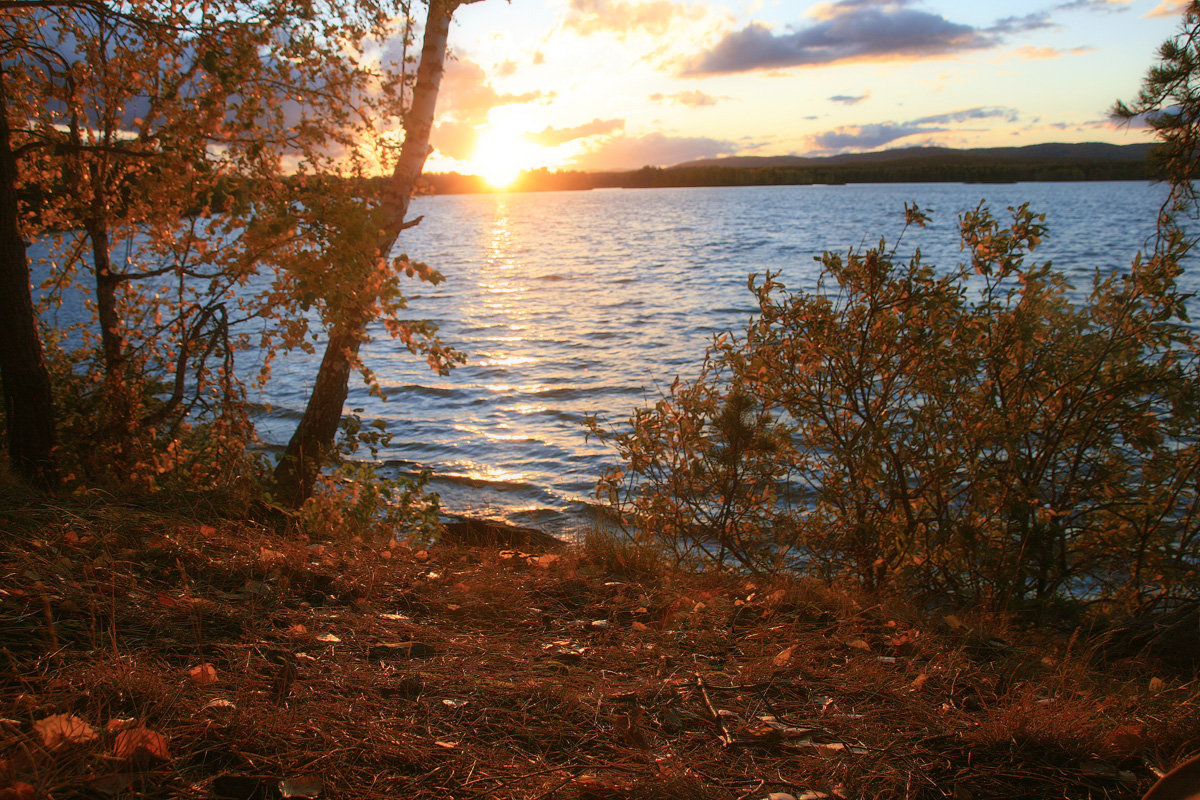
(526, 118), (625, 146)
(1008, 44), (1096, 59)
(807, 106), (1020, 153)
(564, 0), (705, 37)
(1055, 0), (1132, 12)
(829, 92), (870, 105)
(437, 58), (547, 127)
(569, 132), (738, 170)
(649, 90), (722, 107)
(681, 0), (1058, 76)
(1144, 0), (1188, 16)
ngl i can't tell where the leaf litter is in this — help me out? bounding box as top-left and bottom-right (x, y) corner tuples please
(1, 495), (1198, 799)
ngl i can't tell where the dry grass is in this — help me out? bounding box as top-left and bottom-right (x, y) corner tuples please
(1, 490), (1197, 800)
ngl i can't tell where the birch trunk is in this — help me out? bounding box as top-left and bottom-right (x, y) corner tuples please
(274, 0), (468, 508)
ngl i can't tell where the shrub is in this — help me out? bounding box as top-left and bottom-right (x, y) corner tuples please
(590, 204), (1200, 614)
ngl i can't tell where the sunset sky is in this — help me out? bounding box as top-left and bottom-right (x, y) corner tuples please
(421, 0), (1191, 179)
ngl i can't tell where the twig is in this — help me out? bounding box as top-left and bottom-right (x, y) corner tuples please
(696, 674), (734, 747)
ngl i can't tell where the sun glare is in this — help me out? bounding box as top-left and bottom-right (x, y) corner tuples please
(469, 127), (551, 189)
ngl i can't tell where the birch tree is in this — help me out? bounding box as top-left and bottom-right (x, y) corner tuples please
(273, 0), (482, 508)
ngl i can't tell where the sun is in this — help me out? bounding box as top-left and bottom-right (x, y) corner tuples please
(468, 126), (551, 190)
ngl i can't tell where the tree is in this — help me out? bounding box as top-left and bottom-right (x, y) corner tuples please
(2, 0), (413, 487)
(1114, 0), (1200, 221)
(0, 57), (57, 489)
(272, 0), (480, 508)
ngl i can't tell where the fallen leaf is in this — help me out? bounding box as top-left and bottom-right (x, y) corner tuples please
(773, 645), (797, 666)
(631, 621), (650, 632)
(846, 639), (871, 651)
(202, 699), (236, 711)
(34, 714), (97, 749)
(534, 554), (560, 568)
(909, 674), (930, 691)
(0, 782), (36, 800)
(113, 727), (170, 761)
(316, 634), (341, 643)
(279, 775), (323, 799)
(434, 740), (457, 749)
(943, 615), (965, 630)
(199, 525), (217, 537)
(1149, 677), (1166, 693)
(287, 624), (308, 636)
(105, 718), (137, 732)
(442, 698), (468, 709)
(188, 663), (218, 685)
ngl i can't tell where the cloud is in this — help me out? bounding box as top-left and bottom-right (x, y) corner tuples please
(1055, 0), (1131, 11)
(526, 118), (625, 146)
(569, 132), (739, 170)
(564, 0), (705, 37)
(987, 12), (1056, 35)
(431, 121), (479, 161)
(809, 122), (938, 152)
(829, 92), (869, 105)
(1144, 0), (1188, 16)
(808, 105), (1020, 153)
(681, 0), (1058, 76)
(437, 58), (546, 126)
(649, 90), (721, 106)
(911, 106), (1019, 125)
(1009, 45), (1096, 59)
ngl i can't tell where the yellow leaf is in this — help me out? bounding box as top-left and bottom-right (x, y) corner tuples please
(34, 714), (97, 749)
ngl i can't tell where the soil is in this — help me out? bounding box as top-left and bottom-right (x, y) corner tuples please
(1, 492), (1198, 800)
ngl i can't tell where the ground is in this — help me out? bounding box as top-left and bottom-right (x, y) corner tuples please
(1, 491), (1197, 800)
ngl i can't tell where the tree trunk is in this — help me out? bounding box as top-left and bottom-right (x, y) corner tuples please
(273, 0), (464, 508)
(0, 64), (59, 489)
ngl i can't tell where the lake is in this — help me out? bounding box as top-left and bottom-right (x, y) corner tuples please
(242, 182), (1194, 533)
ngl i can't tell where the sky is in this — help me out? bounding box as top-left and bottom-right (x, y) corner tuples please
(420, 0), (1191, 182)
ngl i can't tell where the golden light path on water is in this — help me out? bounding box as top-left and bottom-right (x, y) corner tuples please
(246, 182), (1190, 533)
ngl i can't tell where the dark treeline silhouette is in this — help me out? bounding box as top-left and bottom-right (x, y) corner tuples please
(420, 142), (1160, 194)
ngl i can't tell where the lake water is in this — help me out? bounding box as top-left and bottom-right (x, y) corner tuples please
(249, 181), (1200, 534)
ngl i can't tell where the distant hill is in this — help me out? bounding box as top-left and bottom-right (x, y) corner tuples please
(671, 142), (1155, 170)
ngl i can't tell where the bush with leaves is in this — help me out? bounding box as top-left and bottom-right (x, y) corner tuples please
(590, 204), (1200, 614)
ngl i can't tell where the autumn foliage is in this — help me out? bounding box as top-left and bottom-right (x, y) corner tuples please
(591, 203), (1200, 613)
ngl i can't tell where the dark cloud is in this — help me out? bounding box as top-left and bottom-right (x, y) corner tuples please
(570, 132), (738, 170)
(987, 12), (1056, 35)
(911, 106), (1019, 125)
(1055, 0), (1130, 12)
(829, 92), (869, 105)
(808, 106), (1020, 153)
(681, 0), (1059, 76)
(526, 118), (625, 146)
(810, 122), (938, 152)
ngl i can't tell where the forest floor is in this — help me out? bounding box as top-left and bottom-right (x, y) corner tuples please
(1, 490), (1198, 800)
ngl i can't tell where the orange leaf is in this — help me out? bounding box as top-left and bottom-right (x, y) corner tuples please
(188, 664), (218, 685)
(773, 645), (797, 666)
(113, 727), (170, 761)
(34, 714), (97, 749)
